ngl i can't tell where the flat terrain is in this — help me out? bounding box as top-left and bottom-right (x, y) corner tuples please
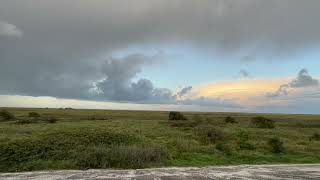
(0, 108), (320, 172)
(1, 164), (320, 180)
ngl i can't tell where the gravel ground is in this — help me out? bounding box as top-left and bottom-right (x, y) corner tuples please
(1, 164), (320, 180)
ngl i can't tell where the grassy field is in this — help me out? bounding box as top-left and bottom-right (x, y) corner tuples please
(0, 107), (320, 172)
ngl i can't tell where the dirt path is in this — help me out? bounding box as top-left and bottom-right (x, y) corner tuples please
(1, 164), (320, 180)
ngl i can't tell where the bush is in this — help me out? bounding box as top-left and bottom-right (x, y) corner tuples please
(87, 116), (110, 120)
(251, 116), (275, 128)
(0, 110), (15, 121)
(169, 115), (202, 128)
(0, 129), (139, 171)
(28, 112), (40, 118)
(75, 145), (169, 169)
(169, 137), (200, 152)
(225, 116), (237, 124)
(268, 137), (285, 153)
(15, 118), (36, 124)
(216, 142), (233, 155)
(45, 117), (58, 123)
(168, 112), (187, 121)
(238, 131), (255, 150)
(309, 132), (320, 141)
(197, 126), (226, 144)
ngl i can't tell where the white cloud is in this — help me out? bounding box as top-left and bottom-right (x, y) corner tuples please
(0, 21), (23, 37)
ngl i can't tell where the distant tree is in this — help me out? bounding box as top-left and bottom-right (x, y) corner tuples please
(168, 112), (187, 121)
(0, 110), (15, 121)
(225, 116), (237, 124)
(251, 116), (275, 128)
(28, 112), (40, 118)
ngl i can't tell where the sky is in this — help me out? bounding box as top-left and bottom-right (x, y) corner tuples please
(1, 0), (320, 114)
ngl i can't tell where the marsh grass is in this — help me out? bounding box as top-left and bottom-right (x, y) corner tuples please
(75, 145), (169, 169)
(195, 125), (231, 145)
(0, 108), (320, 172)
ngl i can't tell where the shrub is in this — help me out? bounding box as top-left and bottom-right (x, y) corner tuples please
(309, 132), (320, 141)
(238, 131), (255, 150)
(168, 112), (187, 121)
(197, 126), (226, 144)
(75, 145), (169, 169)
(268, 137), (285, 153)
(15, 118), (36, 124)
(28, 112), (40, 118)
(225, 116), (237, 124)
(46, 117), (58, 123)
(87, 116), (110, 120)
(0, 129), (139, 171)
(169, 137), (200, 152)
(169, 115), (202, 128)
(216, 142), (233, 155)
(0, 110), (15, 121)
(251, 116), (275, 128)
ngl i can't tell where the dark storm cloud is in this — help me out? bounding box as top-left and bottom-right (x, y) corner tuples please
(94, 54), (175, 102)
(1, 0), (320, 104)
(266, 69), (319, 98)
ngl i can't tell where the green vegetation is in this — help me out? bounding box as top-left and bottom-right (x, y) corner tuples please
(310, 132), (320, 141)
(169, 111), (187, 121)
(45, 117), (58, 124)
(0, 108), (320, 172)
(268, 137), (285, 153)
(0, 110), (15, 121)
(238, 130), (255, 150)
(75, 145), (168, 169)
(28, 112), (40, 118)
(225, 116), (237, 124)
(251, 116), (275, 128)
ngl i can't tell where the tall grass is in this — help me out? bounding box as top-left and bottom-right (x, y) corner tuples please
(75, 145), (169, 169)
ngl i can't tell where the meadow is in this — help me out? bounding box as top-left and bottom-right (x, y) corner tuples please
(0, 107), (320, 172)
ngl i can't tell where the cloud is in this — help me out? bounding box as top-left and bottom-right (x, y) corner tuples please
(194, 78), (290, 107)
(177, 96), (243, 108)
(0, 21), (23, 37)
(1, 1), (320, 58)
(191, 75), (320, 114)
(175, 86), (193, 99)
(289, 69), (319, 88)
(266, 69), (319, 97)
(94, 54), (175, 102)
(266, 84), (289, 98)
(241, 55), (256, 63)
(254, 88), (320, 114)
(239, 69), (250, 78)
(1, 0), (320, 111)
